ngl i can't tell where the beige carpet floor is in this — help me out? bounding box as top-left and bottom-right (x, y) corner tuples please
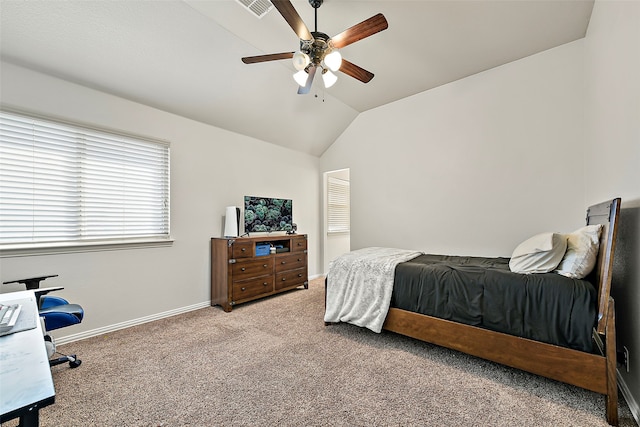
(4, 277), (636, 426)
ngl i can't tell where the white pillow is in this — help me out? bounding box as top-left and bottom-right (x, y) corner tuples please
(554, 224), (603, 279)
(509, 232), (567, 274)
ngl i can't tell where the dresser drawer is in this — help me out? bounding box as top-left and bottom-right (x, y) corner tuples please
(232, 258), (274, 281)
(232, 240), (254, 258)
(275, 267), (307, 290)
(232, 276), (274, 302)
(291, 235), (307, 252)
(275, 253), (307, 273)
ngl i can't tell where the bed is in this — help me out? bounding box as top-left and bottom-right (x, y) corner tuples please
(324, 198), (621, 426)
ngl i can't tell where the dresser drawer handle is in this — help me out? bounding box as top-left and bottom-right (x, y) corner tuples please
(263, 264), (268, 268)
(282, 278), (286, 281)
(263, 282), (268, 286)
(297, 258), (302, 262)
(281, 261), (286, 265)
(241, 287), (246, 291)
(298, 274), (303, 277)
(241, 267), (246, 271)
(241, 248), (246, 252)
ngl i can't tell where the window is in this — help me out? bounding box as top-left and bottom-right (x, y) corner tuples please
(327, 176), (350, 233)
(0, 110), (170, 253)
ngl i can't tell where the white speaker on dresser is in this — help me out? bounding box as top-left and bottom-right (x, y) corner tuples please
(224, 206), (240, 238)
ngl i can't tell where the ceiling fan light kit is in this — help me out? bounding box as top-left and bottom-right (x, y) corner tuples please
(292, 50), (310, 71)
(323, 50), (342, 72)
(321, 69), (338, 88)
(293, 69), (309, 86)
(241, 0), (388, 95)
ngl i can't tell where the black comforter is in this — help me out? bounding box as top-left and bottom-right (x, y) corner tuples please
(391, 254), (597, 352)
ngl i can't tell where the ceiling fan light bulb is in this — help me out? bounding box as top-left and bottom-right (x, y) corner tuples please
(322, 70), (338, 88)
(324, 50), (342, 72)
(292, 51), (310, 71)
(293, 69), (308, 86)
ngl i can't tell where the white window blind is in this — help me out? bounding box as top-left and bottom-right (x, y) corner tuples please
(327, 176), (350, 233)
(0, 110), (170, 247)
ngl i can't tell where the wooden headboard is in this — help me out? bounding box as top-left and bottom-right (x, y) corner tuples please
(586, 197), (621, 334)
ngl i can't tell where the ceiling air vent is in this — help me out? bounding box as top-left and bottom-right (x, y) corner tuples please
(235, 0), (273, 19)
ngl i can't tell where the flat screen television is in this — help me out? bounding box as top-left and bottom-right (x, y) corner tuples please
(244, 196), (293, 233)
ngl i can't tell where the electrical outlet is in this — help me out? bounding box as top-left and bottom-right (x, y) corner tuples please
(624, 346), (630, 372)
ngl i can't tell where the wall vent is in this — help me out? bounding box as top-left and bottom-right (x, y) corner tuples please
(235, 0), (274, 19)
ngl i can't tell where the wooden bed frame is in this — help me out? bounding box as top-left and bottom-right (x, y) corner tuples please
(329, 198), (622, 425)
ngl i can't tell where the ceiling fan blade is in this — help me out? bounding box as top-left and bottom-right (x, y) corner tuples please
(242, 52), (294, 64)
(339, 59), (374, 83)
(272, 0), (313, 41)
(330, 13), (388, 49)
(297, 66), (317, 94)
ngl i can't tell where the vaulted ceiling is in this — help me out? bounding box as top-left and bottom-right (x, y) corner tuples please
(0, 0), (594, 156)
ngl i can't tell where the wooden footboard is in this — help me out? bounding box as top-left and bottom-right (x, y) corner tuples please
(383, 309), (606, 393)
(383, 298), (618, 425)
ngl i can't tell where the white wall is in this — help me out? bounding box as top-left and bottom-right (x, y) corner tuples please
(321, 40), (586, 257)
(583, 0), (640, 419)
(0, 62), (321, 339)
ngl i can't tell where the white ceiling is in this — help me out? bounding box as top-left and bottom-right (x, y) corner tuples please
(0, 0), (594, 156)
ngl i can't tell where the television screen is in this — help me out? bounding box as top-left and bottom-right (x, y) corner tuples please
(244, 196), (293, 233)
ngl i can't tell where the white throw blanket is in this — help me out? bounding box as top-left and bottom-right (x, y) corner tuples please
(324, 247), (423, 333)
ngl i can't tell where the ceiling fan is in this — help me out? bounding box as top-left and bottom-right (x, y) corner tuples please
(241, 0), (388, 94)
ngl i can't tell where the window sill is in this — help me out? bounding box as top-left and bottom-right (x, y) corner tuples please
(0, 238), (174, 258)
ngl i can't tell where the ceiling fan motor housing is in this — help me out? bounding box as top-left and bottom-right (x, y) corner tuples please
(305, 31), (331, 67)
(308, 0), (323, 9)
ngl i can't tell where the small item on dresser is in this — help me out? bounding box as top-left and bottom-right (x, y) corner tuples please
(255, 244), (270, 257)
(286, 223), (298, 235)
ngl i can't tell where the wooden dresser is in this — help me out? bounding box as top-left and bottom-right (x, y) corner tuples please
(210, 234), (308, 312)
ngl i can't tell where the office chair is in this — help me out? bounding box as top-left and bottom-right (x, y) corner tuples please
(2, 274), (83, 368)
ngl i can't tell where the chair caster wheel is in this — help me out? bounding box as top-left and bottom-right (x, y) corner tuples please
(69, 359), (82, 368)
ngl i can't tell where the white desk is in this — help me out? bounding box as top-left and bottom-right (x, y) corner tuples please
(0, 290), (55, 426)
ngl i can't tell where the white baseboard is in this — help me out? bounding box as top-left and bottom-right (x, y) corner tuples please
(618, 369), (640, 425)
(53, 300), (211, 346)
